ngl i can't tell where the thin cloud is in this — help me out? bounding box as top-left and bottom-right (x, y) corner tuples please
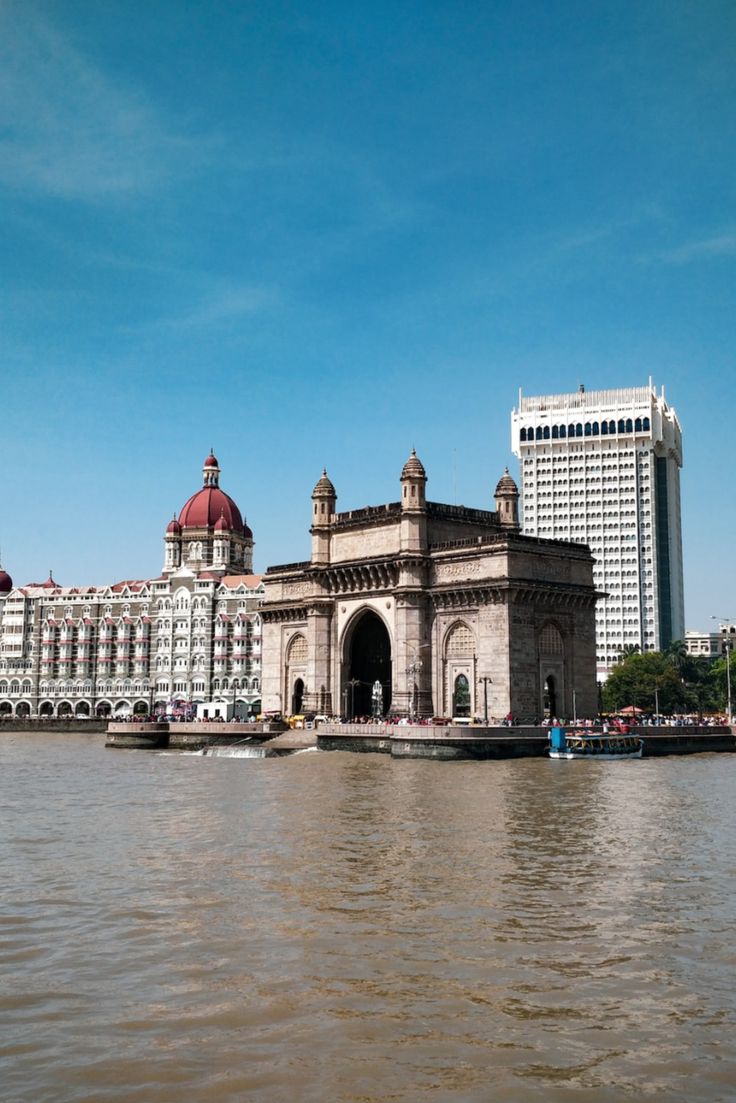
(121, 285), (279, 334)
(654, 232), (736, 265)
(0, 4), (213, 201)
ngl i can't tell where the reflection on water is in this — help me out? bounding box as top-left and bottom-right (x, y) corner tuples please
(2, 733), (736, 1103)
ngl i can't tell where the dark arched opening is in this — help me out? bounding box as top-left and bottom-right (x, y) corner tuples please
(292, 678), (304, 715)
(345, 612), (391, 719)
(453, 674), (471, 718)
(543, 676), (557, 719)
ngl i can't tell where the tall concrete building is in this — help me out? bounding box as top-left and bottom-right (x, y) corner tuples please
(511, 382), (684, 680)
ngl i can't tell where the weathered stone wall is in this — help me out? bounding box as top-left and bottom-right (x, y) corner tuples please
(0, 719), (108, 734)
(329, 520), (402, 564)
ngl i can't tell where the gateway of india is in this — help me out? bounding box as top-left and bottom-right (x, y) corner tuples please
(261, 451), (598, 722)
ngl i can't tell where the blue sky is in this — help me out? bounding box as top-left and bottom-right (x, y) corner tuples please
(2, 1), (734, 630)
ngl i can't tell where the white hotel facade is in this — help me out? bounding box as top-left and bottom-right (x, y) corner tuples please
(0, 454), (264, 720)
(512, 383), (684, 680)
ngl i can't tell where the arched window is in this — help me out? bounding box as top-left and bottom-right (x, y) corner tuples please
(543, 426), (550, 439)
(643, 417), (650, 431)
(618, 419), (625, 432)
(625, 418), (633, 433)
(584, 422), (591, 436)
(601, 421), (608, 435)
(559, 424), (566, 438)
(535, 426), (543, 440)
(540, 623), (564, 655)
(287, 635), (308, 664)
(592, 421), (599, 434)
(635, 417), (642, 431)
(520, 428), (527, 442)
(453, 674), (470, 718)
(445, 623), (475, 657)
(575, 423), (583, 437)
(568, 423), (575, 437)
(552, 424), (559, 439)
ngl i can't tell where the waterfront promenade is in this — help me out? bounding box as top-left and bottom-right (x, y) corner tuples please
(104, 718), (736, 759)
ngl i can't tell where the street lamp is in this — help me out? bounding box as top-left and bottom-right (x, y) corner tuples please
(478, 675), (492, 724)
(348, 677), (360, 721)
(711, 617), (733, 723)
(406, 645), (430, 723)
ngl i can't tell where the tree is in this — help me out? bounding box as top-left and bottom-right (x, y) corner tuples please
(602, 651), (684, 714)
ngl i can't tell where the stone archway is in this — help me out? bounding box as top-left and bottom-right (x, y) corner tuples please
(344, 610), (392, 719)
(291, 678), (304, 715)
(544, 675), (558, 720)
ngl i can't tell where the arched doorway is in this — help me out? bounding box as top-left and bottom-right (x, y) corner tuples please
(291, 678), (304, 715)
(16, 702), (31, 718)
(345, 611), (391, 719)
(544, 675), (557, 720)
(453, 674), (471, 717)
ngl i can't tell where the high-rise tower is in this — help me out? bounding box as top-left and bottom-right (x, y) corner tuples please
(511, 382), (684, 679)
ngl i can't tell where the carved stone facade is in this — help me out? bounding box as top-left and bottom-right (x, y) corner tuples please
(261, 454), (599, 722)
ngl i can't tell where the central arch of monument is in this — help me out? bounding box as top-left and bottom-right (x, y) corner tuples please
(343, 610), (392, 719)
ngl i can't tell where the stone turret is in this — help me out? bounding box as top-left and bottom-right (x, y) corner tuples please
(311, 470), (336, 565)
(495, 468), (520, 530)
(400, 449), (427, 552)
(164, 516), (182, 571)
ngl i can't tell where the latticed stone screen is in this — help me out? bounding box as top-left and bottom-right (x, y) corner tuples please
(539, 624), (563, 655)
(445, 624), (475, 657)
(287, 634), (308, 663)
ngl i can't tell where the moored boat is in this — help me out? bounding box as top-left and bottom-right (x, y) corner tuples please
(549, 725), (643, 760)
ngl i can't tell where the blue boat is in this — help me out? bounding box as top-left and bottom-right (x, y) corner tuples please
(549, 725), (643, 760)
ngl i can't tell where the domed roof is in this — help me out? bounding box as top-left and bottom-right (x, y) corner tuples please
(179, 488), (249, 536)
(0, 568), (12, 594)
(166, 515), (181, 535)
(214, 511), (230, 532)
(495, 467), (518, 496)
(401, 448), (426, 480)
(312, 469), (336, 497)
(176, 455), (252, 538)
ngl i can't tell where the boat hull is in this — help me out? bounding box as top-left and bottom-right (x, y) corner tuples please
(550, 747), (642, 760)
(548, 731), (643, 760)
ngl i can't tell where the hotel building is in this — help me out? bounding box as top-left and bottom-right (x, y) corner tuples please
(0, 454), (263, 719)
(511, 383), (684, 679)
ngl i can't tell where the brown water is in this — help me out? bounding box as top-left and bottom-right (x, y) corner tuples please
(2, 733), (736, 1103)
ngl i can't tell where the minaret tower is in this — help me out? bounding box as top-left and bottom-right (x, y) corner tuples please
(311, 470), (337, 566)
(203, 451), (220, 487)
(164, 516), (182, 571)
(400, 448), (428, 552)
(494, 468), (520, 530)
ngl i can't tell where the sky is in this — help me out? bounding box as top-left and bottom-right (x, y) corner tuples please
(2, 0), (735, 631)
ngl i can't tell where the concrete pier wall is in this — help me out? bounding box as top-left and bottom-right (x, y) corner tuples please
(317, 723), (736, 760)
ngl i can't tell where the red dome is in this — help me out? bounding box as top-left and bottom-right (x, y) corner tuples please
(166, 517), (181, 535)
(179, 487), (249, 536)
(204, 453), (219, 468)
(214, 511), (230, 532)
(0, 569), (12, 594)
